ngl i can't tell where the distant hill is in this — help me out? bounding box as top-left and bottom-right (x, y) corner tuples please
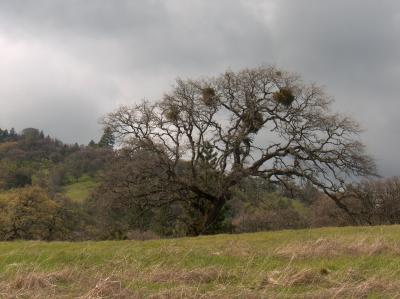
(0, 127), (110, 199)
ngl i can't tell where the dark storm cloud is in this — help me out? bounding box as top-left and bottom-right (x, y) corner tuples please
(0, 0), (274, 72)
(0, 0), (399, 176)
(271, 0), (400, 176)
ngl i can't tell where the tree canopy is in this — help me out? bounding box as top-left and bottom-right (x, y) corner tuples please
(104, 66), (376, 234)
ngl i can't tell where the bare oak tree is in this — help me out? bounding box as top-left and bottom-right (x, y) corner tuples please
(104, 66), (376, 234)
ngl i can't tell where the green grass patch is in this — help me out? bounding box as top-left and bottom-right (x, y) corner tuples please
(2, 226), (400, 297)
(62, 175), (98, 202)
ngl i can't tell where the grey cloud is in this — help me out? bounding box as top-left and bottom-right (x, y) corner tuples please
(2, 0), (277, 75)
(0, 0), (399, 176)
(268, 0), (400, 176)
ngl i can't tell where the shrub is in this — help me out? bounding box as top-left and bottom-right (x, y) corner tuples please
(0, 186), (84, 241)
(0, 187), (59, 240)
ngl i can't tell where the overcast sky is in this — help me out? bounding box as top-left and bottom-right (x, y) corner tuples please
(0, 0), (399, 176)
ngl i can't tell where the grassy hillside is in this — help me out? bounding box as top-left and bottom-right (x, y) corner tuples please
(62, 175), (99, 202)
(1, 226), (400, 298)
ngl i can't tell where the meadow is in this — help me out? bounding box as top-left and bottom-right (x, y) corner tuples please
(1, 225), (400, 298)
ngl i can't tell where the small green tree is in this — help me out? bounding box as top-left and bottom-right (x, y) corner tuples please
(98, 127), (115, 149)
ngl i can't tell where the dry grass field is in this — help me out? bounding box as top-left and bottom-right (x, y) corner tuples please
(1, 225), (400, 298)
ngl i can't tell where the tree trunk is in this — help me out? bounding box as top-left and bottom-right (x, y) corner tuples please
(199, 196), (227, 235)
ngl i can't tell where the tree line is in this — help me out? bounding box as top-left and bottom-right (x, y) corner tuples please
(0, 65), (397, 241)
